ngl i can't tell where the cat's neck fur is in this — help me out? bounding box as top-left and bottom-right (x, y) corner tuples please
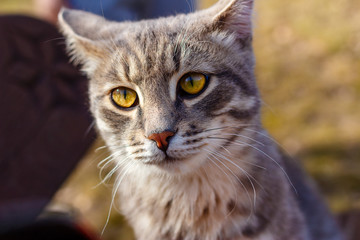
(117, 128), (307, 240)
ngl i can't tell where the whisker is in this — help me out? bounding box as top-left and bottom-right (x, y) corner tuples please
(202, 124), (256, 133)
(84, 121), (96, 137)
(101, 161), (135, 235)
(207, 154), (240, 219)
(206, 155), (238, 205)
(207, 136), (297, 194)
(96, 149), (130, 187)
(235, 142), (296, 194)
(217, 143), (232, 155)
(95, 145), (108, 152)
(205, 148), (254, 215)
(211, 133), (265, 146)
(209, 141), (266, 170)
(243, 128), (293, 156)
(95, 159), (127, 188)
(92, 149), (112, 164)
(199, 165), (211, 182)
(97, 152), (118, 168)
(210, 150), (264, 209)
(42, 37), (66, 44)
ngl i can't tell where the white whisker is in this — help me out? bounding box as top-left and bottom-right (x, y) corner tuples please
(207, 135), (296, 194)
(101, 160), (135, 235)
(209, 141), (266, 170)
(95, 145), (108, 152)
(205, 148), (254, 216)
(243, 128), (294, 156)
(210, 150), (263, 209)
(231, 140), (297, 195)
(212, 133), (265, 146)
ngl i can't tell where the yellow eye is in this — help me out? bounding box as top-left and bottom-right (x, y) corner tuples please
(111, 87), (138, 108)
(179, 73), (207, 95)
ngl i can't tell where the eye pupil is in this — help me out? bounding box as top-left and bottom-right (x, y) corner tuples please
(189, 77), (194, 87)
(123, 89), (127, 99)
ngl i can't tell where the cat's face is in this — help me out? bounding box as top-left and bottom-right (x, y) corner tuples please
(59, 0), (260, 174)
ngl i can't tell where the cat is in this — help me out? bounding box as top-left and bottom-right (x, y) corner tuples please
(58, 0), (344, 239)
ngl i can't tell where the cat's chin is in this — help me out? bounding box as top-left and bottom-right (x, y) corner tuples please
(143, 153), (208, 176)
(143, 156), (183, 165)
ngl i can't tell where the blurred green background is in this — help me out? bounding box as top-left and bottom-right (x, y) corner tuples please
(1, 0), (359, 239)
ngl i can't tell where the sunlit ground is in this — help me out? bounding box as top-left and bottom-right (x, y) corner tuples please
(1, 0), (359, 239)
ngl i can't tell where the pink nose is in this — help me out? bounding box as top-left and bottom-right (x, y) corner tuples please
(148, 131), (175, 152)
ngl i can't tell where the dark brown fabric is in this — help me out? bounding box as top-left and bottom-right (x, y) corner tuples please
(0, 15), (96, 232)
(338, 210), (360, 240)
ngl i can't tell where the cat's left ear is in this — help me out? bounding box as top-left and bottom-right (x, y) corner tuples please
(58, 8), (113, 73)
(210, 0), (254, 39)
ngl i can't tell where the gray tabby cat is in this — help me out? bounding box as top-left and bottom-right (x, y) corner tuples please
(58, 0), (344, 239)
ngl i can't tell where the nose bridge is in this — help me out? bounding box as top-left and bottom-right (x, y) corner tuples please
(143, 99), (177, 136)
(143, 95), (177, 136)
(141, 78), (178, 135)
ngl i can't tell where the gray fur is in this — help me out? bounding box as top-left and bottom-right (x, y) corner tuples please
(59, 0), (344, 239)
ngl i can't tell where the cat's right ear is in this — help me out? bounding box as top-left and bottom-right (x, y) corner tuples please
(58, 8), (110, 73)
(207, 0), (254, 39)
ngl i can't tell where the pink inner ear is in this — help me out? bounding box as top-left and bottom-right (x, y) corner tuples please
(215, 0), (253, 38)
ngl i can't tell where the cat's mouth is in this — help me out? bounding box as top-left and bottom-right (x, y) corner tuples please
(144, 156), (184, 165)
(164, 156), (183, 162)
(141, 143), (208, 170)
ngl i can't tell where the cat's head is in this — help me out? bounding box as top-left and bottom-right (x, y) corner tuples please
(59, 0), (260, 175)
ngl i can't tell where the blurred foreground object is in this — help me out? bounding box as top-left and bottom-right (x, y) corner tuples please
(34, 0), (66, 23)
(0, 217), (99, 240)
(0, 15), (96, 233)
(338, 210), (360, 240)
(34, 0), (196, 23)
